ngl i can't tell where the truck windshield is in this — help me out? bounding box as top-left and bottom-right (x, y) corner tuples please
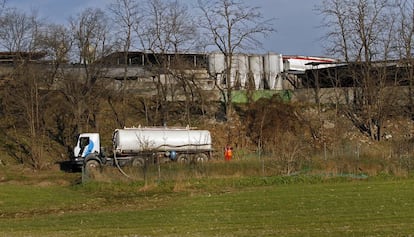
(80, 137), (90, 149)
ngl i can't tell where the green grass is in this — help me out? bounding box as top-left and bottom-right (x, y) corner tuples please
(1, 176), (414, 236)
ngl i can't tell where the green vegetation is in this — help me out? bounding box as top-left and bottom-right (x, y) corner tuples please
(1, 171), (414, 237)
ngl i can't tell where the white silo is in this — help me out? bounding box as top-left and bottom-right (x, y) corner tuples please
(208, 52), (225, 85)
(249, 55), (264, 89)
(231, 54), (249, 89)
(264, 53), (283, 90)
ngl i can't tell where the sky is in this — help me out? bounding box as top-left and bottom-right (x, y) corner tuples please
(6, 0), (327, 57)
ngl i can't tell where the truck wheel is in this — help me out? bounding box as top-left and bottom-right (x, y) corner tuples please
(177, 154), (190, 164)
(84, 159), (101, 180)
(132, 157), (145, 167)
(85, 159), (101, 171)
(194, 153), (208, 163)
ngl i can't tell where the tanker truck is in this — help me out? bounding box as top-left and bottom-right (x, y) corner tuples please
(71, 126), (213, 170)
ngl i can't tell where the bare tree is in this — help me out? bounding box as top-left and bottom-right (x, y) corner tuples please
(197, 0), (274, 121)
(133, 0), (201, 126)
(2, 64), (51, 168)
(135, 0), (197, 52)
(161, 1), (207, 125)
(319, 0), (398, 141)
(0, 7), (53, 168)
(108, 0), (140, 80)
(394, 0), (414, 119)
(107, 0), (141, 127)
(65, 8), (114, 134)
(37, 24), (72, 81)
(32, 23), (76, 157)
(0, 8), (87, 168)
(0, 8), (42, 52)
(69, 8), (111, 66)
(134, 0), (171, 125)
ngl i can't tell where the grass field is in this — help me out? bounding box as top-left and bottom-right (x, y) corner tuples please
(1, 169), (414, 237)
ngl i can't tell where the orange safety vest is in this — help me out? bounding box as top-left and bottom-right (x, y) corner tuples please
(225, 147), (233, 160)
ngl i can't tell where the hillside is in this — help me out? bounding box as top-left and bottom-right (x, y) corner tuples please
(0, 88), (414, 179)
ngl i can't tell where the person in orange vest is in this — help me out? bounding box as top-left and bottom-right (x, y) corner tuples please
(224, 145), (233, 161)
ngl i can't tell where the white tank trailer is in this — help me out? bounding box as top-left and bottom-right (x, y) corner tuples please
(71, 127), (213, 169)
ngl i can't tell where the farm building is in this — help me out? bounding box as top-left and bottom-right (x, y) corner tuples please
(5, 50), (412, 104)
(96, 51), (338, 91)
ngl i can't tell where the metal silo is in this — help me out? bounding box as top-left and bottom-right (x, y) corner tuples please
(264, 53), (283, 90)
(208, 52), (225, 84)
(231, 54), (249, 89)
(249, 55), (264, 89)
